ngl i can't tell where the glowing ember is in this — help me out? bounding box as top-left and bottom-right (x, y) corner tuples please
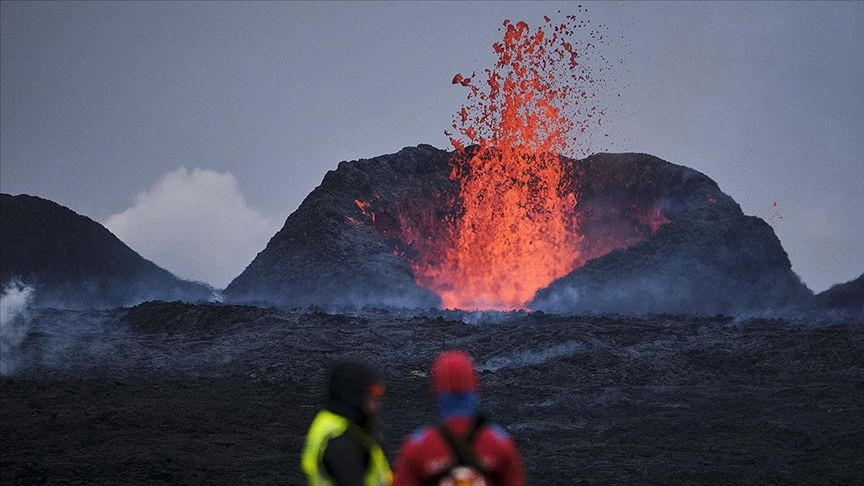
(354, 199), (376, 223)
(645, 207), (670, 234)
(409, 16), (605, 310)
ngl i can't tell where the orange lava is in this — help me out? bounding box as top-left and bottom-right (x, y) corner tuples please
(410, 17), (603, 310)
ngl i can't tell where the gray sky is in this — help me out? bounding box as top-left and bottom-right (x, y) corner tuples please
(1, 1), (862, 291)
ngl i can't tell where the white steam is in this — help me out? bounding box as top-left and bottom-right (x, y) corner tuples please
(476, 340), (587, 372)
(0, 281), (35, 376)
(105, 168), (280, 289)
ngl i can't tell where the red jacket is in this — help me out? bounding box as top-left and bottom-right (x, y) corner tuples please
(393, 416), (525, 486)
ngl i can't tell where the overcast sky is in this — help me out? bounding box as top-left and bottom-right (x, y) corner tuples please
(2, 1), (862, 291)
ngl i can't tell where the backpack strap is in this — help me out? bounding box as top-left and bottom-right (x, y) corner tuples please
(434, 415), (491, 481)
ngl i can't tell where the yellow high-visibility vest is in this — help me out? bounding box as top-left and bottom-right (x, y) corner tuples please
(301, 409), (392, 486)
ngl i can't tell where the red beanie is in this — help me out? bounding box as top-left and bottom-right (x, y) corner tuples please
(431, 350), (478, 394)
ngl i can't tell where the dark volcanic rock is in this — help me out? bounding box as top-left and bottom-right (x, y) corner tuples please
(0, 194), (212, 309)
(123, 300), (278, 333)
(534, 154), (813, 315)
(3, 305), (863, 484)
(809, 273), (864, 318)
(226, 145), (810, 314)
(224, 145), (450, 308)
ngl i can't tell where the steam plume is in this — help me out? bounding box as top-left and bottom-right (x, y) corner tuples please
(0, 280), (34, 376)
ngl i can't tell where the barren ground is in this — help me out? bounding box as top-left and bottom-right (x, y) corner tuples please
(2, 303), (863, 485)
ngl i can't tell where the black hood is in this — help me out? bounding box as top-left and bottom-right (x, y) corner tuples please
(326, 360), (383, 430)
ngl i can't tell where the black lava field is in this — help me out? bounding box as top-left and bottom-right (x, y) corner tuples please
(2, 302), (862, 485)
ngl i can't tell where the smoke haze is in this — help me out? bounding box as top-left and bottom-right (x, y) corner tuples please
(104, 168), (279, 288)
(0, 280), (34, 376)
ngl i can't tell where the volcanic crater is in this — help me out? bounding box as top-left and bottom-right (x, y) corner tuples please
(224, 145), (809, 314)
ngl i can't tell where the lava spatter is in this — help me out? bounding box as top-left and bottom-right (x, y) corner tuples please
(409, 16), (608, 310)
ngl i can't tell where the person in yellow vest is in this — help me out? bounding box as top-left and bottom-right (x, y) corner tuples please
(302, 360), (393, 485)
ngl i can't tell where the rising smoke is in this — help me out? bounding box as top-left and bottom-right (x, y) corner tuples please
(105, 167), (280, 289)
(0, 280), (34, 376)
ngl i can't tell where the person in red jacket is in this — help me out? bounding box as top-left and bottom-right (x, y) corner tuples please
(392, 350), (525, 486)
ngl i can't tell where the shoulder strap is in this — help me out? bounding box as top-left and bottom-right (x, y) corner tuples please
(465, 414), (487, 445)
(435, 416), (490, 477)
(341, 422), (393, 483)
(344, 420), (379, 451)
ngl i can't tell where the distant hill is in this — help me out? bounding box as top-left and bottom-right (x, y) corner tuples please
(0, 193), (212, 309)
(809, 274), (864, 318)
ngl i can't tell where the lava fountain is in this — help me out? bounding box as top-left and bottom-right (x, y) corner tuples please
(409, 17), (607, 310)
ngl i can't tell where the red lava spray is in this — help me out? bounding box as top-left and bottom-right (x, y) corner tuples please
(410, 15), (609, 310)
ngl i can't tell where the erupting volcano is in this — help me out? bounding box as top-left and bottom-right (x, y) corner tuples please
(225, 16), (810, 316)
(408, 16), (607, 310)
